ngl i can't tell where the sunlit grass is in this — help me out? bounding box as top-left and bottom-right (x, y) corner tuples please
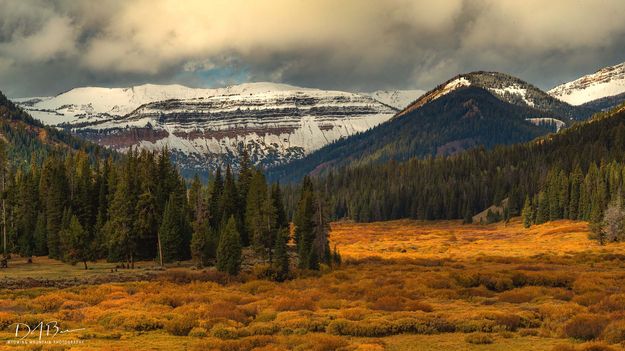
(1, 219), (625, 350)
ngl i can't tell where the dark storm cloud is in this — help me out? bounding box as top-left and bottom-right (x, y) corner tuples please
(1, 0), (625, 97)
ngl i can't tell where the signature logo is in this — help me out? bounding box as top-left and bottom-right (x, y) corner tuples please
(6, 321), (86, 345)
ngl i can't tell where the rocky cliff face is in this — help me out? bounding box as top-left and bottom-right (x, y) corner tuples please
(15, 83), (397, 176)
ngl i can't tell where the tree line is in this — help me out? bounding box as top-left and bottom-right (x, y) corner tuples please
(305, 106), (625, 243)
(0, 144), (334, 277)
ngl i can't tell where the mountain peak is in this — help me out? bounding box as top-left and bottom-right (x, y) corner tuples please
(397, 71), (591, 121)
(549, 61), (625, 106)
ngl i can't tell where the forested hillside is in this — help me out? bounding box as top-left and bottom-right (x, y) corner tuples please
(310, 105), (625, 224)
(0, 91), (112, 166)
(269, 87), (555, 182)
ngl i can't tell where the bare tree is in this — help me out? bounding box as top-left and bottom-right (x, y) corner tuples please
(602, 198), (625, 243)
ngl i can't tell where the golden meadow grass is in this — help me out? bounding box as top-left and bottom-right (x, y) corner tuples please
(1, 219), (625, 350)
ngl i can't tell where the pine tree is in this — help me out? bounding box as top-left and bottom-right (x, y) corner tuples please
(43, 158), (68, 259)
(104, 171), (137, 266)
(159, 193), (186, 263)
(134, 190), (158, 260)
(33, 212), (47, 256)
(191, 223), (215, 267)
(535, 191), (549, 224)
(209, 168), (223, 229)
(220, 165), (242, 243)
(246, 171), (278, 259)
(188, 174), (203, 220)
(294, 178), (315, 269)
(293, 177), (329, 270)
(60, 215), (93, 269)
(271, 183), (289, 230)
(238, 149), (253, 243)
(569, 166), (582, 220)
(463, 206), (473, 224)
(217, 216), (242, 275)
(271, 228), (290, 281)
(521, 196), (533, 228)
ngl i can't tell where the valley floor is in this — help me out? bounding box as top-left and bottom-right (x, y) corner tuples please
(1, 219), (625, 351)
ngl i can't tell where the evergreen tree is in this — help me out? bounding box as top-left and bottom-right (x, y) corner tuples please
(158, 193), (189, 263)
(209, 168), (223, 229)
(60, 215), (93, 269)
(134, 190), (158, 260)
(33, 212), (47, 256)
(220, 165), (242, 242)
(188, 174), (203, 220)
(246, 171), (278, 259)
(104, 171), (138, 266)
(238, 149), (253, 243)
(217, 216), (242, 275)
(271, 183), (289, 230)
(271, 228), (290, 281)
(535, 191), (549, 224)
(293, 177), (329, 270)
(521, 196), (533, 228)
(191, 223), (215, 267)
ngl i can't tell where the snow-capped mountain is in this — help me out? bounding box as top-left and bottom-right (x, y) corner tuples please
(15, 83), (314, 126)
(16, 83), (398, 176)
(549, 61), (625, 107)
(396, 71), (594, 122)
(366, 89), (425, 109)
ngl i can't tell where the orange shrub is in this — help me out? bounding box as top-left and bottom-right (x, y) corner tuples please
(0, 312), (14, 329)
(192, 335), (275, 351)
(403, 300), (434, 312)
(274, 296), (316, 312)
(60, 300), (88, 310)
(594, 294), (625, 312)
(165, 314), (197, 336)
(465, 332), (494, 344)
(288, 334), (349, 351)
(601, 319), (625, 343)
(498, 286), (544, 303)
(578, 343), (617, 351)
(563, 314), (608, 340)
(370, 296), (404, 311)
(206, 301), (248, 323)
(573, 292), (607, 307)
(31, 294), (65, 312)
(102, 311), (164, 331)
(188, 326), (208, 337)
(339, 308), (369, 321)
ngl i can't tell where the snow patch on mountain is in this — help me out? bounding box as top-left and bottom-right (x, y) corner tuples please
(526, 117), (566, 131)
(491, 85), (534, 107)
(549, 62), (625, 105)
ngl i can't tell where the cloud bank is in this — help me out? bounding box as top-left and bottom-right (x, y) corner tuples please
(1, 0), (625, 97)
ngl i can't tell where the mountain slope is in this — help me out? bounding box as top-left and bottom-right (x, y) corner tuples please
(549, 61), (625, 107)
(311, 102), (625, 222)
(16, 83), (399, 177)
(0, 91), (111, 165)
(268, 85), (556, 182)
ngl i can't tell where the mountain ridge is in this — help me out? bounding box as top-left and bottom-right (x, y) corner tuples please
(549, 61), (625, 106)
(16, 83), (421, 177)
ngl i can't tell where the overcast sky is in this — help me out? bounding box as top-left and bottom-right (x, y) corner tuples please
(1, 0), (625, 97)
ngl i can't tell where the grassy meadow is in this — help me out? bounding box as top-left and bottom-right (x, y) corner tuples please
(2, 219), (625, 350)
